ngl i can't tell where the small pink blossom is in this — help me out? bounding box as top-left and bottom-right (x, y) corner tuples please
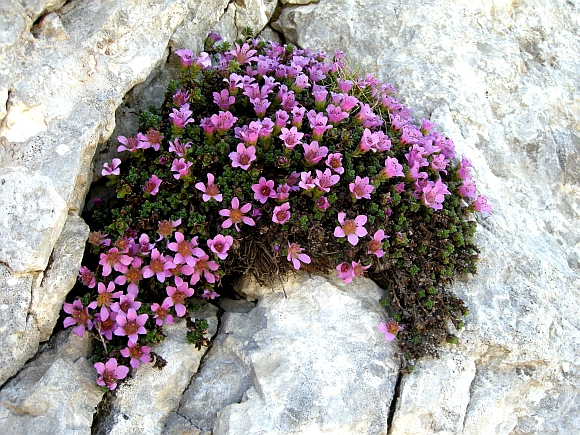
(156, 218), (181, 240)
(102, 158), (121, 176)
(189, 254), (219, 285)
(349, 176), (374, 199)
(279, 126), (304, 149)
(303, 141), (328, 164)
(171, 158), (193, 180)
(272, 202), (291, 224)
(175, 49), (194, 67)
(352, 261), (370, 278)
(63, 299), (93, 337)
(229, 143), (257, 170)
(472, 194), (492, 213)
(88, 281), (121, 321)
(325, 153), (344, 174)
(120, 342), (151, 369)
(99, 248), (132, 277)
(210, 111), (238, 133)
(287, 243), (311, 270)
(421, 178), (450, 211)
(94, 358), (129, 390)
(164, 276), (195, 317)
(276, 184), (291, 201)
(202, 288), (220, 300)
(275, 110), (289, 128)
(195, 173), (222, 202)
(114, 308), (148, 344)
(94, 311), (117, 340)
(367, 230), (388, 258)
(314, 168), (340, 193)
(151, 301), (174, 326)
(117, 135), (141, 153)
(251, 177), (277, 204)
(110, 293), (141, 315)
(168, 232), (205, 265)
(88, 231), (110, 248)
(139, 129), (163, 151)
(219, 197), (255, 231)
(143, 174), (162, 195)
(326, 104), (349, 125)
(378, 319), (404, 342)
(316, 196), (330, 210)
(336, 262), (355, 284)
(78, 266), (96, 288)
(207, 234), (233, 260)
(213, 89), (235, 110)
(334, 212), (368, 246)
(142, 248), (175, 282)
(307, 110), (332, 139)
(382, 157), (404, 178)
(168, 137), (192, 157)
(299, 171), (316, 190)
(169, 104), (194, 128)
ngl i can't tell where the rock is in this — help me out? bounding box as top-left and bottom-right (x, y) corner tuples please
(0, 167), (68, 274)
(170, 274), (399, 435)
(0, 265), (38, 387)
(30, 214), (89, 341)
(273, 0), (580, 433)
(0, 329), (103, 435)
(94, 304), (219, 435)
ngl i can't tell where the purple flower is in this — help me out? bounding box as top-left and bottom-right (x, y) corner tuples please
(164, 276), (194, 317)
(276, 183), (291, 201)
(114, 308), (148, 344)
(251, 177), (277, 204)
(337, 78), (353, 93)
(325, 153), (344, 174)
(421, 178), (450, 211)
(472, 194), (492, 213)
(459, 179), (477, 199)
(326, 104), (349, 125)
(202, 288), (221, 300)
(367, 230), (388, 258)
(110, 292), (141, 315)
(195, 173), (222, 202)
(189, 254), (220, 285)
(88, 281), (121, 321)
(334, 212), (368, 246)
(207, 234), (234, 260)
(316, 196), (330, 211)
(169, 104), (194, 128)
(210, 111), (238, 133)
(173, 90), (190, 107)
(99, 248), (132, 277)
(169, 137), (192, 157)
(102, 158), (121, 176)
(352, 261), (370, 278)
(314, 168), (340, 192)
(78, 266), (96, 288)
(63, 299), (93, 337)
(140, 129), (163, 151)
(336, 262), (355, 284)
(382, 157), (404, 178)
(219, 197), (255, 231)
(175, 49), (194, 67)
(275, 109), (290, 128)
(117, 135), (141, 153)
(298, 171), (316, 190)
(251, 98), (271, 118)
(349, 176), (374, 200)
(307, 110), (332, 140)
(120, 342), (151, 369)
(291, 106), (306, 128)
(94, 358), (129, 390)
(167, 232), (205, 265)
(272, 202), (291, 224)
(303, 141), (328, 165)
(287, 243), (311, 270)
(378, 319), (404, 342)
(142, 248), (175, 283)
(229, 143), (257, 170)
(143, 174), (162, 196)
(213, 89), (235, 110)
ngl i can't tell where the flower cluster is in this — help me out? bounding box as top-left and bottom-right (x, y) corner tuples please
(65, 33), (490, 385)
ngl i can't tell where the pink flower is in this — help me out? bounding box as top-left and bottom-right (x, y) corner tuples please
(430, 154), (448, 173)
(102, 158), (121, 176)
(213, 89), (235, 110)
(139, 129), (163, 151)
(114, 308), (148, 344)
(110, 293), (141, 315)
(287, 243), (311, 270)
(120, 342), (151, 369)
(168, 232), (205, 265)
(168, 137), (192, 157)
(164, 276), (194, 317)
(316, 196), (330, 210)
(472, 194), (492, 213)
(99, 248), (132, 277)
(251, 177), (277, 203)
(459, 179), (477, 199)
(279, 126), (304, 149)
(325, 153), (344, 174)
(88, 281), (121, 321)
(326, 104), (349, 125)
(352, 260), (370, 278)
(336, 262), (355, 284)
(78, 266), (96, 288)
(195, 173), (222, 202)
(171, 158), (193, 180)
(169, 104), (194, 128)
(219, 197), (255, 231)
(88, 231), (110, 248)
(251, 98), (271, 118)
(299, 171), (316, 190)
(202, 289), (220, 300)
(303, 141), (328, 164)
(151, 301), (174, 326)
(314, 168), (340, 192)
(173, 90), (190, 107)
(63, 299), (93, 337)
(142, 248), (175, 282)
(421, 178), (450, 211)
(94, 311), (117, 340)
(94, 358), (129, 390)
(307, 110), (332, 139)
(229, 42), (258, 64)
(229, 143), (257, 170)
(378, 319), (404, 342)
(210, 111), (238, 133)
(382, 157), (404, 178)
(337, 78), (353, 93)
(291, 106), (306, 127)
(175, 49), (194, 67)
(117, 135), (141, 153)
(276, 184), (291, 201)
(235, 122), (261, 145)
(275, 110), (289, 128)
(207, 234), (233, 260)
(143, 174), (162, 195)
(189, 254), (219, 285)
(334, 212), (368, 246)
(272, 202), (291, 224)
(349, 176), (374, 199)
(156, 218), (181, 240)
(367, 230), (388, 258)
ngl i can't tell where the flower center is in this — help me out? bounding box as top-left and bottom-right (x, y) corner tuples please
(206, 184), (219, 196)
(97, 292), (113, 307)
(172, 292), (186, 305)
(149, 258), (164, 274)
(229, 209), (243, 222)
(239, 154), (250, 165)
(260, 186), (271, 196)
(177, 241), (191, 257)
(124, 320), (139, 336)
(368, 240), (381, 252)
(342, 220), (356, 235)
(126, 268), (142, 283)
(276, 210), (288, 221)
(214, 243), (224, 252)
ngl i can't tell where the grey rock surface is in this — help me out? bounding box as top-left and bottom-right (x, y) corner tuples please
(170, 274), (399, 435)
(0, 329), (103, 435)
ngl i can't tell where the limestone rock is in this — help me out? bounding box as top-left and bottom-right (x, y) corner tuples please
(273, 0), (580, 433)
(94, 304), (219, 435)
(0, 329), (103, 435)
(0, 167), (68, 274)
(30, 214), (89, 341)
(171, 274), (399, 435)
